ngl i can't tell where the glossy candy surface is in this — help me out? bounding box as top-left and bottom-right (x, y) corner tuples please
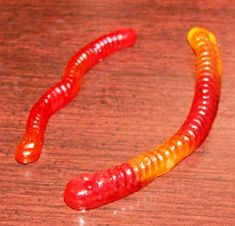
(15, 28), (136, 164)
(64, 27), (222, 210)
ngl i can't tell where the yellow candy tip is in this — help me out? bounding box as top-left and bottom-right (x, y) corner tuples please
(187, 26), (217, 47)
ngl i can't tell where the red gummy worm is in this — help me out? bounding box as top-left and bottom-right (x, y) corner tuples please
(64, 27), (222, 210)
(15, 28), (136, 164)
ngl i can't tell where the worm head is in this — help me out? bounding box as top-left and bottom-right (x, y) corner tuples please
(64, 173), (107, 210)
(64, 164), (140, 210)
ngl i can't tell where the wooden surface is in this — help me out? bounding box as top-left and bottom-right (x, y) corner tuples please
(0, 1), (235, 225)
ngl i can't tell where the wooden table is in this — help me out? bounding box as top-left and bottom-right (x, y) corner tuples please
(1, 1), (234, 225)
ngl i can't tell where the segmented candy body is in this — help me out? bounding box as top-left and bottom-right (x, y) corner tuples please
(15, 28), (136, 164)
(64, 163), (140, 210)
(64, 27), (222, 210)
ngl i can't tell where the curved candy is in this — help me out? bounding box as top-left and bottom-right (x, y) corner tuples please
(64, 27), (222, 210)
(15, 28), (136, 164)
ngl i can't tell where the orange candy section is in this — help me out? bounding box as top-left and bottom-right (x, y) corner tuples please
(128, 135), (191, 183)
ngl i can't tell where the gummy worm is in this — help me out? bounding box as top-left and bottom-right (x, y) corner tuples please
(64, 27), (222, 210)
(15, 28), (136, 164)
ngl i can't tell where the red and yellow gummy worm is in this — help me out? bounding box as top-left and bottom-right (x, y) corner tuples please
(15, 27), (222, 210)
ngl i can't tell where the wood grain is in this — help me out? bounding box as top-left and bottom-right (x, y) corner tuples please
(0, 1), (234, 225)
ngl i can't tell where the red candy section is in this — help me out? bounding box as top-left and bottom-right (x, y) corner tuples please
(64, 163), (140, 210)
